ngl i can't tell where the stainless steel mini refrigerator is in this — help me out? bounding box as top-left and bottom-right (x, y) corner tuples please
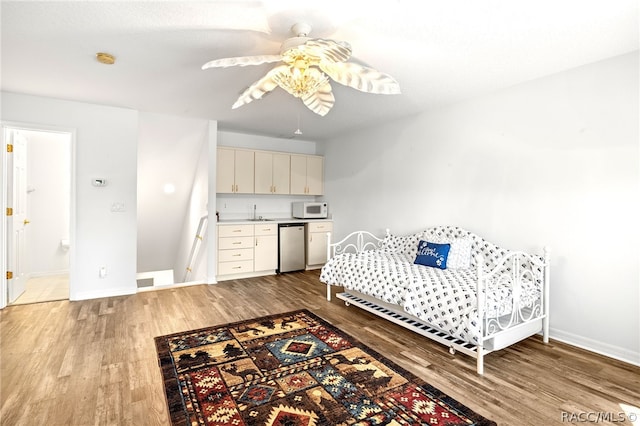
(278, 223), (305, 273)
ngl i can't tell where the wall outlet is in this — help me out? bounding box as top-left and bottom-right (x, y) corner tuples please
(99, 266), (107, 278)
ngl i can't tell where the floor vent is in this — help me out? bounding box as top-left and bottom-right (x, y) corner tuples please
(136, 278), (154, 288)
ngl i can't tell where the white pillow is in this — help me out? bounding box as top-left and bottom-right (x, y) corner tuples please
(447, 238), (472, 269)
(421, 233), (472, 269)
(382, 232), (421, 256)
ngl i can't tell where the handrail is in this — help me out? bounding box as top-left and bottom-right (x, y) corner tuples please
(183, 214), (208, 282)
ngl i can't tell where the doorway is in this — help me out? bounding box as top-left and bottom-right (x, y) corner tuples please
(2, 125), (72, 306)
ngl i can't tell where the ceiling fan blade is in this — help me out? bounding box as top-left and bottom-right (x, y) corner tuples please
(303, 39), (352, 63)
(319, 61), (401, 95)
(301, 82), (335, 116)
(202, 54), (282, 69)
(231, 65), (288, 109)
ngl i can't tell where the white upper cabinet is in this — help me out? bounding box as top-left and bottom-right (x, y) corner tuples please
(290, 154), (324, 195)
(217, 147), (254, 194)
(255, 151), (290, 194)
(217, 147), (322, 195)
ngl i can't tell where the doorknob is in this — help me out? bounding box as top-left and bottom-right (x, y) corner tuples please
(23, 219), (30, 225)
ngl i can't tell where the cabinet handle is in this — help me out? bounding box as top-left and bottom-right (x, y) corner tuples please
(231, 184), (234, 192)
(235, 184), (239, 192)
(233, 230), (242, 232)
(233, 242), (241, 245)
(232, 266), (242, 270)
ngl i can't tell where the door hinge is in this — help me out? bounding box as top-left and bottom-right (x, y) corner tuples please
(6, 207), (13, 216)
(6, 144), (13, 153)
(6, 271), (13, 280)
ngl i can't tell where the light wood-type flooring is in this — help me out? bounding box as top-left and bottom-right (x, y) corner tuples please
(1, 270), (638, 425)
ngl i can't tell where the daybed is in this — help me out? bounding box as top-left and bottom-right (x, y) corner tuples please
(319, 226), (550, 374)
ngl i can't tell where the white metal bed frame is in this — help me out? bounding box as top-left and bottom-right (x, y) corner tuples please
(323, 229), (550, 374)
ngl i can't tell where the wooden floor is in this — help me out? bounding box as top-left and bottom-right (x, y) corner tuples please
(1, 271), (638, 425)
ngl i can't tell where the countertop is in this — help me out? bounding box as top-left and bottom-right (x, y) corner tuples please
(216, 217), (332, 226)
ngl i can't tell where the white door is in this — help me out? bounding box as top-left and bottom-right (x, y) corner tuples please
(7, 130), (28, 303)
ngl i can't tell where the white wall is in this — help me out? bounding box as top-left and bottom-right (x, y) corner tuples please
(137, 112), (210, 277)
(174, 134), (209, 283)
(25, 129), (70, 275)
(2, 92), (139, 300)
(320, 52), (639, 365)
(207, 121), (218, 283)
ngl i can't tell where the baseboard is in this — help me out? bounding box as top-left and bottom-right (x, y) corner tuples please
(550, 327), (640, 367)
(70, 287), (136, 301)
(137, 280), (205, 292)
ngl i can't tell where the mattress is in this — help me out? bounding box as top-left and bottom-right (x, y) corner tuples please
(320, 249), (541, 344)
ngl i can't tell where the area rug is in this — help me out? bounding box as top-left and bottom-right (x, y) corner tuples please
(155, 309), (496, 426)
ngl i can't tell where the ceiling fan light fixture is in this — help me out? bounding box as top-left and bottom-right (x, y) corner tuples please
(202, 21), (400, 116)
(273, 66), (328, 98)
(292, 57), (308, 76)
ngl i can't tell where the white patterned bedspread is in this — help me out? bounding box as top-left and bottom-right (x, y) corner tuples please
(320, 250), (541, 344)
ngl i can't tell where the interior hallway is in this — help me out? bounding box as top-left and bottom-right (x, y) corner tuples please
(11, 274), (69, 305)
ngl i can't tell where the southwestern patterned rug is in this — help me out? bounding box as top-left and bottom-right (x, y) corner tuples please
(155, 309), (496, 426)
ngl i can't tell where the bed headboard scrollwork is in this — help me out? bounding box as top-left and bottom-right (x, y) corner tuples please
(326, 229), (388, 259)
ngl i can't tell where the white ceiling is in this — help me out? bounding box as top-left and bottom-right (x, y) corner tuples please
(1, 0), (638, 141)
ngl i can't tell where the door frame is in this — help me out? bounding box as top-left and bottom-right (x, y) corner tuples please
(1, 121), (76, 309)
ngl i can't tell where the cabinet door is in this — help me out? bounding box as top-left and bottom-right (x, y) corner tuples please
(216, 147), (235, 193)
(272, 153), (290, 194)
(307, 222), (332, 266)
(307, 232), (328, 266)
(254, 235), (278, 271)
(254, 151), (273, 194)
(290, 155), (307, 195)
(306, 156), (324, 195)
(234, 149), (255, 193)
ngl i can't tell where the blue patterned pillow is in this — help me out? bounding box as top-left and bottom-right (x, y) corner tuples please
(414, 240), (450, 269)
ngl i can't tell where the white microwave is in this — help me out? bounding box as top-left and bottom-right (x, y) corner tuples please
(292, 202), (328, 219)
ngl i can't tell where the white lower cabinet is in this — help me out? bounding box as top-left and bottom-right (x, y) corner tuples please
(217, 220), (333, 280)
(217, 223), (278, 280)
(217, 224), (254, 277)
(254, 224), (278, 272)
(306, 221), (333, 268)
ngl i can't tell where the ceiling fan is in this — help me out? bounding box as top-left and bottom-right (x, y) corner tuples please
(202, 22), (401, 116)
